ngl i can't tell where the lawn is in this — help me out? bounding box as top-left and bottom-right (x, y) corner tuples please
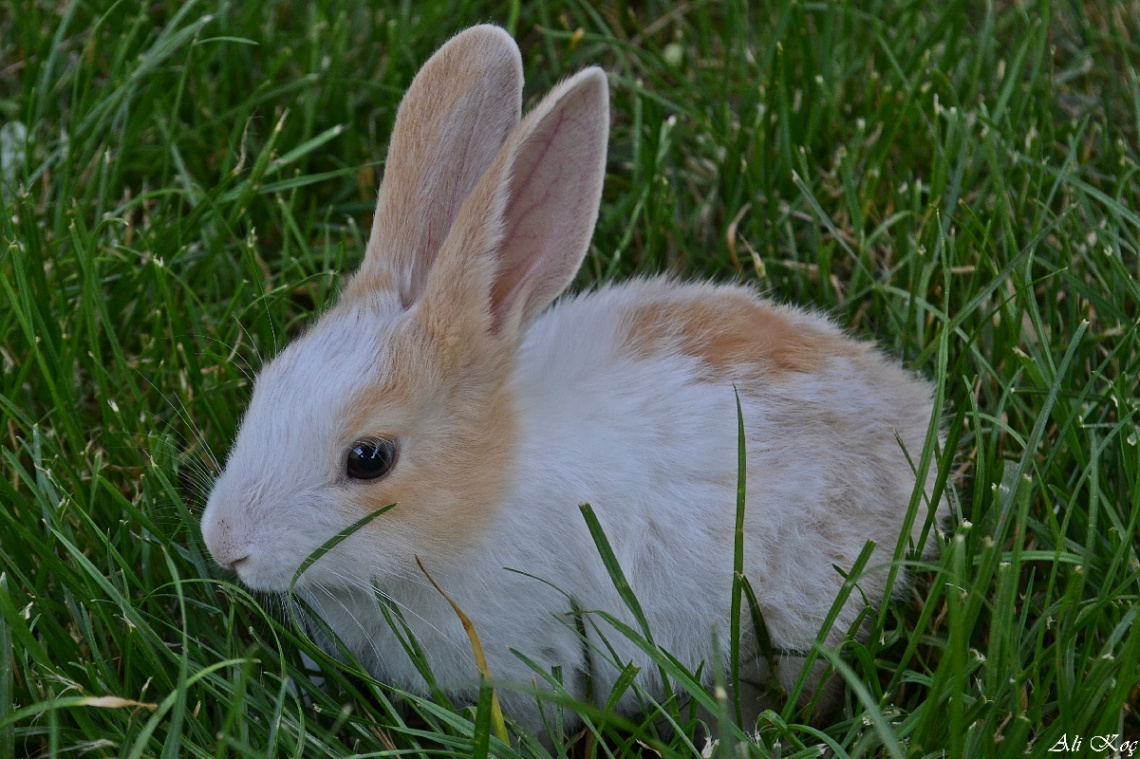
(1, 0), (1138, 756)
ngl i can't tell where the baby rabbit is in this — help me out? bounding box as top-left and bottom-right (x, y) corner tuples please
(201, 24), (948, 737)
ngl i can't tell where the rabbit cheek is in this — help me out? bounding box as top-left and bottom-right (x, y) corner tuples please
(342, 388), (518, 561)
(331, 317), (519, 559)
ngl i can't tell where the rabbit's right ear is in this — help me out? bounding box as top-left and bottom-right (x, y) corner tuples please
(347, 26), (523, 307)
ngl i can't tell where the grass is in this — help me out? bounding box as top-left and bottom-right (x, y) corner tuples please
(2, 0), (1138, 755)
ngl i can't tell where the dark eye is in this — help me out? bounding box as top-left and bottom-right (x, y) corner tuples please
(346, 438), (398, 481)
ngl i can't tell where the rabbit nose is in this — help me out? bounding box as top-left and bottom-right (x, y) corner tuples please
(203, 517), (250, 571)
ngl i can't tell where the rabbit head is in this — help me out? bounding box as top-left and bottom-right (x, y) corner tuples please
(200, 25), (609, 594)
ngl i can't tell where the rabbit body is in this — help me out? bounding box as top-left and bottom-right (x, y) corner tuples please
(201, 25), (947, 735)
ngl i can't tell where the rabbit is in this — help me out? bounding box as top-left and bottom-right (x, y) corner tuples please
(200, 24), (949, 739)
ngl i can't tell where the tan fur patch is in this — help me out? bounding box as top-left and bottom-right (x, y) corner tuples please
(340, 317), (517, 557)
(619, 285), (862, 380)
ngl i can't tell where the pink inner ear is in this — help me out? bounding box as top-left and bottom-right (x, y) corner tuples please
(489, 69), (609, 331)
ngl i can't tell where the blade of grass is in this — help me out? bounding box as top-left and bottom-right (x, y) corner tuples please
(414, 556), (510, 749)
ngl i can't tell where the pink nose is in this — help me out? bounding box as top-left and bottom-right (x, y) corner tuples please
(203, 517), (251, 572)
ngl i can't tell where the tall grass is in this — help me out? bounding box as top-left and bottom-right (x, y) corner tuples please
(2, 0), (1138, 756)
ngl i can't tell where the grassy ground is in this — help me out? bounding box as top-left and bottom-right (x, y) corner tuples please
(2, 0), (1139, 756)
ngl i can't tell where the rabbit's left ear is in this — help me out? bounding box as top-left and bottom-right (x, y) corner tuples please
(348, 26), (523, 307)
(420, 67), (610, 344)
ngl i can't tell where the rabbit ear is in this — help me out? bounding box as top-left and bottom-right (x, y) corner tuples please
(347, 26), (523, 307)
(419, 67), (609, 345)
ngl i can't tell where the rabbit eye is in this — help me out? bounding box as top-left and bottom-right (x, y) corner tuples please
(346, 439), (397, 481)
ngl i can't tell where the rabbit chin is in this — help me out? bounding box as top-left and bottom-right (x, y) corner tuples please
(232, 558), (294, 593)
